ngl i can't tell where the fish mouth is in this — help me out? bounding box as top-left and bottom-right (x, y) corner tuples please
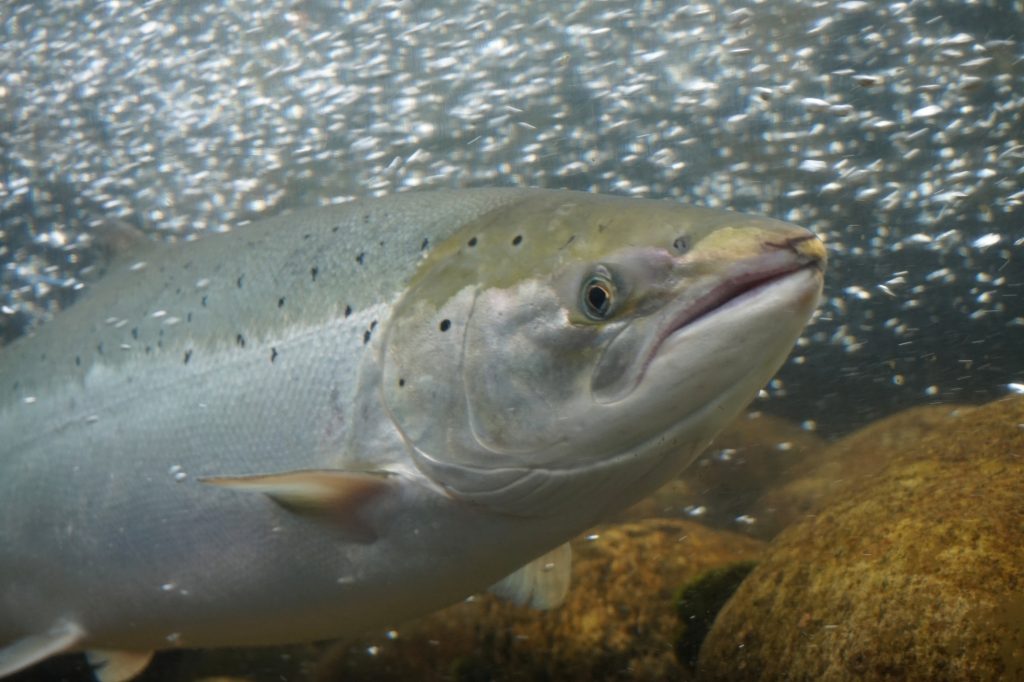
(636, 236), (825, 385)
(659, 246), (823, 350)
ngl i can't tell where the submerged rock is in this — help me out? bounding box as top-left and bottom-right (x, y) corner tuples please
(749, 403), (978, 538)
(674, 561), (757, 670)
(699, 396), (1024, 681)
(317, 518), (764, 682)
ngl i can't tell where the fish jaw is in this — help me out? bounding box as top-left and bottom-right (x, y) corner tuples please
(588, 230), (825, 518)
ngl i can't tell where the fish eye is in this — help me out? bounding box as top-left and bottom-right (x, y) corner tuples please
(581, 271), (615, 320)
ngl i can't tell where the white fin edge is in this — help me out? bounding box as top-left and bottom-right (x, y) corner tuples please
(87, 649), (154, 682)
(488, 542), (572, 610)
(0, 619), (85, 677)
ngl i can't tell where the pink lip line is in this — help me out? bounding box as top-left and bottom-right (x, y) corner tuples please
(671, 262), (811, 336)
(636, 257), (816, 383)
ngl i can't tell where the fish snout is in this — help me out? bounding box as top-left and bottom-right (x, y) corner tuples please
(766, 231), (827, 270)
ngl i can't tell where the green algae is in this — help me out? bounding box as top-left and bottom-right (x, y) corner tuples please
(673, 561), (757, 669)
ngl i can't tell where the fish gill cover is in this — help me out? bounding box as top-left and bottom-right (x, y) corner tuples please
(0, 0), (1021, 436)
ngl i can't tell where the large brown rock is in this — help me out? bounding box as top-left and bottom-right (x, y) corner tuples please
(699, 396), (1024, 681)
(749, 403), (980, 538)
(317, 518), (764, 682)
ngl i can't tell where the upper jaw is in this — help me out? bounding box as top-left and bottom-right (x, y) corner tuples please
(658, 234), (825, 343)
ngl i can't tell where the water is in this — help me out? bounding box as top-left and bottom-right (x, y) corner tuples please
(1, 0), (1021, 680)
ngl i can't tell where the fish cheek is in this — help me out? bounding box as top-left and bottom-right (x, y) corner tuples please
(461, 283), (604, 459)
(380, 286), (476, 460)
(590, 318), (659, 405)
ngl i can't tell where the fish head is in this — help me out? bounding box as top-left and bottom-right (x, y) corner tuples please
(381, 191), (825, 518)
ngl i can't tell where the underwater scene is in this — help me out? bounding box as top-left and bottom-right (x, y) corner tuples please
(0, 0), (1022, 680)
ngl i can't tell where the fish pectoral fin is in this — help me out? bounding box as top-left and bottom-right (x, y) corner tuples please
(488, 542), (572, 610)
(86, 649), (154, 682)
(0, 618), (85, 677)
(200, 469), (394, 542)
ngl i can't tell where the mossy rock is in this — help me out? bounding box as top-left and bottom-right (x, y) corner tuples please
(698, 396), (1024, 681)
(749, 403), (978, 538)
(674, 561), (756, 669)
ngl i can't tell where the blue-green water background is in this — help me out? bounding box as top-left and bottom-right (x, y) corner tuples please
(2, 0), (1021, 438)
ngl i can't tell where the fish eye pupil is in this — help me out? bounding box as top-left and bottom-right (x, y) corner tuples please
(583, 278), (613, 319)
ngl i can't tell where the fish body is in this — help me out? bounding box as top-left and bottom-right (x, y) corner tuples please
(0, 189), (825, 678)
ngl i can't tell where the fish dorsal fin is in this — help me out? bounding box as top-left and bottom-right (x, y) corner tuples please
(489, 542), (572, 610)
(0, 618), (84, 677)
(84, 219), (167, 272)
(200, 469), (394, 542)
(91, 220), (156, 259)
(86, 649), (154, 682)
(79, 220), (168, 282)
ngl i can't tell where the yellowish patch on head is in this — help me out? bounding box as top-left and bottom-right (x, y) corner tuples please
(405, 191), (767, 312)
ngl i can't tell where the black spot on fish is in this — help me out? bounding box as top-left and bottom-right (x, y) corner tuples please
(145, 345), (152, 354)
(344, 304), (352, 318)
(270, 347), (278, 363)
(75, 355), (81, 367)
(398, 378), (405, 388)
(468, 236), (478, 247)
(439, 319), (451, 332)
(157, 340), (163, 349)
(187, 312), (192, 323)
(237, 275), (244, 288)
(673, 236), (689, 253)
(370, 320), (378, 331)
(421, 237), (429, 251)
(131, 327), (139, 340)
(184, 349), (192, 365)
(363, 213), (370, 224)
(356, 252), (366, 266)
(278, 297), (286, 308)
(175, 287), (182, 295)
(236, 334), (246, 348)
(201, 296), (208, 307)
(97, 343), (104, 355)
(311, 266), (319, 282)
(363, 330), (372, 345)
(512, 235), (523, 246)
(184, 261), (193, 270)
(332, 225), (341, 233)
(303, 233), (311, 240)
